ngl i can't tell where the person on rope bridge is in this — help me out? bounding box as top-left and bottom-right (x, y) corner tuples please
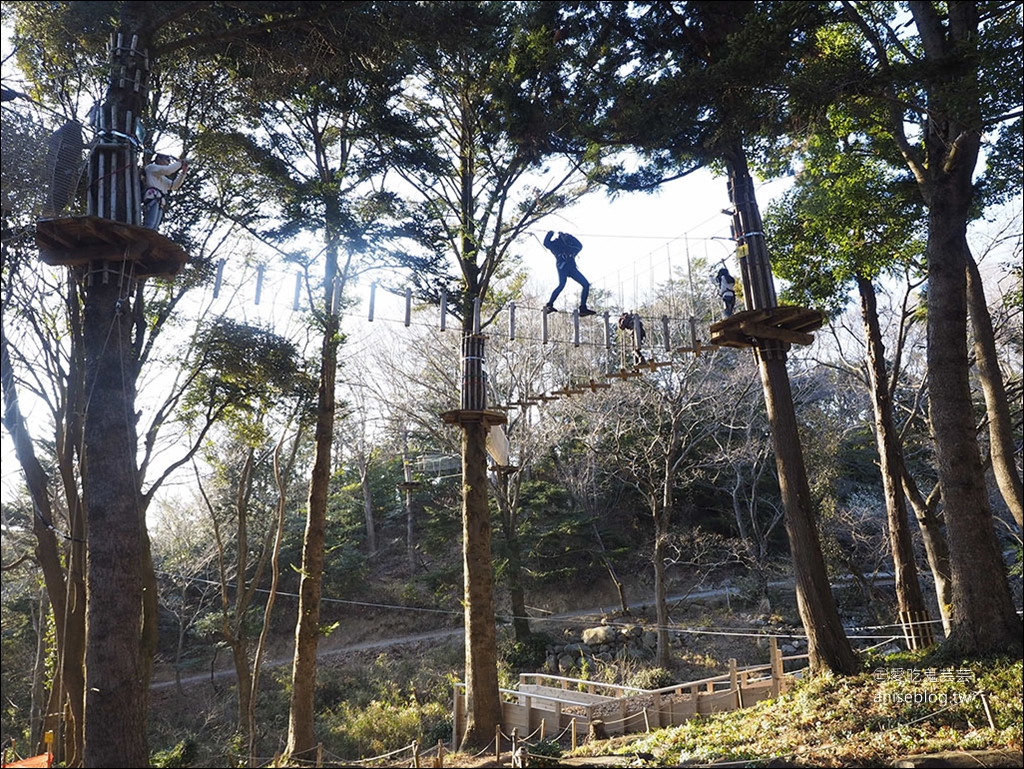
(716, 267), (737, 317)
(542, 230), (596, 316)
(142, 152), (188, 230)
(617, 311), (647, 365)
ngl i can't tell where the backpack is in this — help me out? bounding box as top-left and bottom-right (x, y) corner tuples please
(558, 232), (582, 257)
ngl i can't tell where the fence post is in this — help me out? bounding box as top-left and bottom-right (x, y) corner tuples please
(434, 739), (445, 768)
(770, 637), (782, 697)
(495, 724), (502, 761)
(452, 685), (462, 750)
(571, 718), (577, 751)
(730, 658), (742, 709)
(411, 740), (420, 769)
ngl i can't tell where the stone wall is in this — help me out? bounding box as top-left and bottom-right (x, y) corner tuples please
(545, 625), (665, 674)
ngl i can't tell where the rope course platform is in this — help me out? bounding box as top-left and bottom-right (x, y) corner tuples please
(35, 215), (188, 279)
(709, 305), (824, 349)
(439, 409), (507, 428)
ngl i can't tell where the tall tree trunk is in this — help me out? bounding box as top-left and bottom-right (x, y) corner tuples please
(901, 469), (953, 636)
(925, 191), (1022, 655)
(248, 427), (298, 765)
(459, 418), (502, 749)
(80, 7), (154, 761)
(1, 335), (86, 765)
(287, 257), (339, 760)
(856, 275), (930, 647)
(82, 277), (148, 767)
(653, 497), (672, 670)
(728, 153), (858, 675)
(359, 453), (378, 555)
(231, 639), (254, 740)
(757, 348), (859, 674)
(965, 252), (1023, 529)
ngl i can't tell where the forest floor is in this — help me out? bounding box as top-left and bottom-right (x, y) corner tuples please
(148, 574), (1022, 768)
(149, 579), (764, 692)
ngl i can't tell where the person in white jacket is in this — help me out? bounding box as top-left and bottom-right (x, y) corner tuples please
(142, 153), (188, 230)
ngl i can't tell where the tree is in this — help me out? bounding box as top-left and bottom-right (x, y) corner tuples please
(1, 103), (88, 764)
(9, 6), (391, 761)
(834, 0), (1022, 655)
(597, 348), (725, 667)
(577, 0), (859, 674)
(765, 121), (937, 644)
(377, 1), (607, 746)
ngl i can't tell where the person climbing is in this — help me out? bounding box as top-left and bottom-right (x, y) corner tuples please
(142, 153), (188, 230)
(617, 311), (647, 365)
(716, 267), (737, 317)
(542, 230), (596, 316)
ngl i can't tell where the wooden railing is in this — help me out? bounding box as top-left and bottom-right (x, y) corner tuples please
(453, 637), (808, 747)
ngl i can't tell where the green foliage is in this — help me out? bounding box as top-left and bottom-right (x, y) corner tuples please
(181, 318), (312, 439)
(501, 632), (555, 672)
(314, 651), (459, 759)
(628, 666), (676, 691)
(150, 738), (198, 768)
(526, 738), (563, 766)
(594, 654), (1023, 767)
(764, 115), (926, 318)
(325, 699), (448, 758)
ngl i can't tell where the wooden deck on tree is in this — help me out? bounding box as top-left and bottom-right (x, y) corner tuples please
(439, 409), (507, 427)
(35, 215), (188, 279)
(709, 306), (824, 349)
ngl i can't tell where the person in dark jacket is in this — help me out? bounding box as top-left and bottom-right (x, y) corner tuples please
(716, 267), (737, 317)
(617, 311), (647, 365)
(542, 230), (595, 316)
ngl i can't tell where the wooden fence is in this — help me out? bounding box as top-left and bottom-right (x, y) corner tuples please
(453, 637), (807, 748)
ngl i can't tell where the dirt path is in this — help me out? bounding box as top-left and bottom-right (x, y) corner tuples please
(149, 585), (755, 692)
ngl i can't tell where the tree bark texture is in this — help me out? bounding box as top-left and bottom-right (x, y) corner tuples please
(728, 153), (857, 675)
(80, 6), (153, 763)
(459, 419), (502, 749)
(900, 472), (953, 635)
(757, 348), (860, 674)
(965, 253), (1023, 529)
(926, 192), (1022, 655)
(857, 276), (930, 647)
(82, 279), (148, 768)
(287, 279), (339, 760)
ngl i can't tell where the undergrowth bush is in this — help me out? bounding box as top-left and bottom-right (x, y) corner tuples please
(325, 699), (449, 758)
(629, 667), (676, 690)
(501, 632), (554, 671)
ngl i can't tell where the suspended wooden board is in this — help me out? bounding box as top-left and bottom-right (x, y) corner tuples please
(35, 215), (188, 279)
(709, 306), (824, 349)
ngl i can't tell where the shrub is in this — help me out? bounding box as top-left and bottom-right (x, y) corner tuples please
(151, 738), (198, 768)
(501, 632), (554, 671)
(326, 699), (448, 758)
(629, 667), (676, 690)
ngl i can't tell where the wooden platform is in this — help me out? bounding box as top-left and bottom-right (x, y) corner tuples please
(35, 216), (188, 279)
(439, 409), (507, 428)
(709, 306), (825, 349)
